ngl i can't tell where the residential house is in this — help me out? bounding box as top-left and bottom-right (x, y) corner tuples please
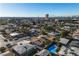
(69, 40), (79, 47)
(59, 38), (69, 45)
(35, 49), (51, 56)
(12, 44), (37, 56)
(73, 29), (79, 40)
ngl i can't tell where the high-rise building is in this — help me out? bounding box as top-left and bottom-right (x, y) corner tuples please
(46, 14), (49, 18)
(45, 14), (49, 20)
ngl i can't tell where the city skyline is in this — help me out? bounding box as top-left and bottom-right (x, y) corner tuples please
(0, 3), (79, 17)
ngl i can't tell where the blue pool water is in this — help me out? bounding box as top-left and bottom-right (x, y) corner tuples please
(48, 44), (57, 54)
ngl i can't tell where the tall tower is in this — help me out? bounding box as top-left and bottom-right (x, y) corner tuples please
(45, 14), (49, 20)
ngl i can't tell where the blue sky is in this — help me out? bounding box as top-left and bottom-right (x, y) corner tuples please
(0, 3), (79, 17)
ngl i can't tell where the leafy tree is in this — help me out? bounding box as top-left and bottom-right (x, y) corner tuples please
(43, 24), (54, 32)
(0, 47), (6, 53)
(43, 40), (51, 45)
(61, 30), (70, 38)
(41, 29), (48, 35)
(0, 20), (7, 25)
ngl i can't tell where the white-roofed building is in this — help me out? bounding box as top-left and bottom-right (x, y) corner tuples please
(59, 38), (69, 45)
(10, 32), (20, 37)
(35, 49), (51, 56)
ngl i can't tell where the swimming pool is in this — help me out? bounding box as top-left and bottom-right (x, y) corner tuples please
(48, 43), (58, 54)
